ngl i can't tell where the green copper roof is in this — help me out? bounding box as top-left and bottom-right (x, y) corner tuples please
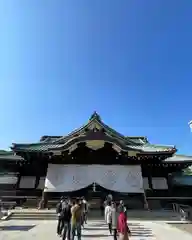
(12, 112), (176, 154)
(125, 137), (148, 144)
(0, 150), (23, 161)
(164, 155), (192, 163)
(12, 141), (175, 154)
(12, 142), (171, 153)
(40, 136), (61, 143)
(131, 144), (175, 152)
(12, 143), (64, 152)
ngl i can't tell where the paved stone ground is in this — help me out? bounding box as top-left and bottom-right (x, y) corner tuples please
(0, 219), (192, 240)
(169, 223), (192, 235)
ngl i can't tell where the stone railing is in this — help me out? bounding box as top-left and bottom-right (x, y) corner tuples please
(173, 203), (192, 221)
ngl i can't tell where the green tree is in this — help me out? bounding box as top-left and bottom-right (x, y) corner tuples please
(183, 166), (192, 176)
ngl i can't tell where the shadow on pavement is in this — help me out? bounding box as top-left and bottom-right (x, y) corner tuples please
(0, 225), (35, 231)
(168, 223), (192, 235)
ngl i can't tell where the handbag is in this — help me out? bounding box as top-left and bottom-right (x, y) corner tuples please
(127, 225), (131, 235)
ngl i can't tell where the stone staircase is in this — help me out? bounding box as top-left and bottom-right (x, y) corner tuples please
(10, 209), (57, 220)
(125, 210), (181, 221)
(8, 209), (182, 221)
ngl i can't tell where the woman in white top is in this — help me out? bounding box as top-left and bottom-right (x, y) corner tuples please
(105, 202), (112, 234)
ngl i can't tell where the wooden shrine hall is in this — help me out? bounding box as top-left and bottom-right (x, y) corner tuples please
(0, 112), (192, 209)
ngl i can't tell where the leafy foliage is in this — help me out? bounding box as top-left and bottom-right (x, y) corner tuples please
(183, 166), (192, 176)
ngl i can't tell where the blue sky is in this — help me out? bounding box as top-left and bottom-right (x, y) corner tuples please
(0, 1), (192, 154)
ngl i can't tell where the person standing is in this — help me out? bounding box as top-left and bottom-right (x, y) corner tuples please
(61, 199), (72, 240)
(79, 198), (84, 228)
(105, 201), (112, 235)
(100, 198), (105, 217)
(117, 208), (130, 240)
(118, 200), (127, 216)
(82, 196), (88, 224)
(108, 194), (113, 202)
(103, 198), (108, 208)
(71, 198), (82, 240)
(68, 198), (73, 207)
(56, 197), (64, 236)
(111, 202), (118, 240)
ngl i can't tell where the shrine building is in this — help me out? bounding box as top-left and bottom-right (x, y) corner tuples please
(0, 112), (192, 209)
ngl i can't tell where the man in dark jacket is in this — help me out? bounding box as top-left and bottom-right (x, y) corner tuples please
(61, 200), (72, 240)
(56, 197), (64, 236)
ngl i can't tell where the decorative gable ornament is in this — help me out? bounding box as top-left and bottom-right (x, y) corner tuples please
(86, 140), (105, 150)
(112, 144), (121, 153)
(69, 144), (77, 154)
(88, 122), (102, 131)
(89, 111), (101, 121)
(128, 151), (137, 157)
(52, 150), (62, 156)
(68, 144), (78, 154)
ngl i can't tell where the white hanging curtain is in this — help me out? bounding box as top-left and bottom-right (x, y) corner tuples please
(45, 165), (92, 192)
(90, 165), (143, 193)
(45, 164), (144, 193)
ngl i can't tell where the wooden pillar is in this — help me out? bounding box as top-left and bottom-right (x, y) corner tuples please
(147, 166), (153, 209)
(34, 154), (40, 189)
(167, 172), (173, 195)
(148, 175), (153, 190)
(38, 191), (48, 209)
(38, 154), (49, 209)
(16, 174), (21, 189)
(143, 191), (149, 210)
(35, 176), (40, 189)
(141, 164), (150, 210)
(16, 163), (22, 190)
(144, 178), (150, 210)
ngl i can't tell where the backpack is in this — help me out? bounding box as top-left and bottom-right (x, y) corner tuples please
(60, 203), (70, 219)
(56, 202), (62, 214)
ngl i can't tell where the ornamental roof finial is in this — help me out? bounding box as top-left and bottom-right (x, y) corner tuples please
(90, 111), (101, 121)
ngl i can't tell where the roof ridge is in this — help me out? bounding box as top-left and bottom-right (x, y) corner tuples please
(0, 150), (14, 155)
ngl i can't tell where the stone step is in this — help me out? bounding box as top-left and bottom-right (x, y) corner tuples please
(126, 210), (180, 217)
(8, 209), (182, 221)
